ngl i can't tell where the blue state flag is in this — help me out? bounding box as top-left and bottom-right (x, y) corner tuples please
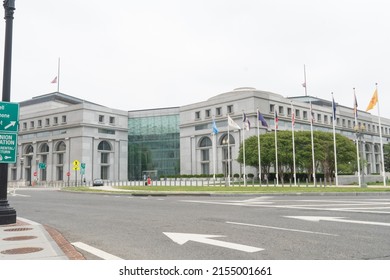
(257, 109), (268, 127)
(212, 119), (219, 134)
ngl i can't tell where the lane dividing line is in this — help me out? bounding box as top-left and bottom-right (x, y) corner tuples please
(226, 221), (338, 236)
(71, 242), (123, 260)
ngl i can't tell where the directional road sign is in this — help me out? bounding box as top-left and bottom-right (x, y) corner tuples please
(0, 101), (19, 163)
(0, 101), (19, 132)
(0, 132), (17, 163)
(80, 163), (86, 175)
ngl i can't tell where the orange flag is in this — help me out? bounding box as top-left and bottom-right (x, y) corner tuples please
(366, 89), (378, 111)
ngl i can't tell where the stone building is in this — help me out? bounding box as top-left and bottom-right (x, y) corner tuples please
(180, 87), (390, 178)
(10, 92), (128, 186)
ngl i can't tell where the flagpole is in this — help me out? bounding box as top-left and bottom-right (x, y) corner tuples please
(331, 92), (339, 186)
(212, 118), (217, 180)
(213, 132), (216, 180)
(242, 112), (247, 186)
(303, 64), (308, 96)
(274, 107), (279, 186)
(257, 109), (262, 186)
(375, 83), (386, 186)
(353, 88), (362, 187)
(57, 57), (60, 92)
(243, 125), (247, 187)
(291, 102), (297, 186)
(227, 115), (231, 187)
(310, 100), (316, 186)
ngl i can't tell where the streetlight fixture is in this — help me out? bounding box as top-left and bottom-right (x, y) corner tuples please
(354, 124), (367, 187)
(0, 0), (16, 225)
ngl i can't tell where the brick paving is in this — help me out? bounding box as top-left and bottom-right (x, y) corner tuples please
(44, 225), (85, 260)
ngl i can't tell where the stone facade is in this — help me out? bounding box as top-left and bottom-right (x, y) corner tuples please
(9, 93), (128, 185)
(180, 87), (390, 179)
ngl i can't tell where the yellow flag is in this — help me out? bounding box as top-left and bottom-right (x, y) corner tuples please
(366, 89), (378, 111)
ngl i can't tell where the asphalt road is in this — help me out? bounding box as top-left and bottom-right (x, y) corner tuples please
(8, 189), (390, 260)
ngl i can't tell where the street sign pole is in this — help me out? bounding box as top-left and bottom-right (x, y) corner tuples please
(73, 160), (80, 187)
(0, 0), (16, 225)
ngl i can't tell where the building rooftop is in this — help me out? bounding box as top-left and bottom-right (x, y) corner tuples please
(19, 92), (103, 107)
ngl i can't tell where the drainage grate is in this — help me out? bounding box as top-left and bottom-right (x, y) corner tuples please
(4, 227), (33, 232)
(3, 236), (38, 241)
(1, 247), (44, 255)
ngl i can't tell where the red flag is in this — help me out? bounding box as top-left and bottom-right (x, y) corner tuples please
(51, 76), (58, 84)
(274, 110), (279, 130)
(292, 111), (295, 127)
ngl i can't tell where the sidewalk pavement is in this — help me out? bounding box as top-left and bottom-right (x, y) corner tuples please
(0, 217), (84, 260)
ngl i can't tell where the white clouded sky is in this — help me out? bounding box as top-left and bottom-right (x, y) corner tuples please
(1, 0), (389, 117)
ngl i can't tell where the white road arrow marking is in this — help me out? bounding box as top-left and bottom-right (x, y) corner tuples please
(4, 121), (16, 130)
(285, 216), (390, 227)
(71, 242), (123, 260)
(163, 232), (263, 253)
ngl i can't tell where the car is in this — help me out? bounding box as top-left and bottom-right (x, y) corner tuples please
(92, 178), (104, 186)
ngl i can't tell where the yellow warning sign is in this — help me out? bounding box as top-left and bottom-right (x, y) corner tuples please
(73, 159), (80, 170)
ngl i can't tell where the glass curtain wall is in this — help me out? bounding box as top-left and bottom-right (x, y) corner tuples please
(128, 113), (180, 180)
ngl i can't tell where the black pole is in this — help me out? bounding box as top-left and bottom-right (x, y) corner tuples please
(0, 0), (16, 225)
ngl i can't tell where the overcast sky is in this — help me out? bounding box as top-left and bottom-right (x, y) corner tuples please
(1, 0), (389, 118)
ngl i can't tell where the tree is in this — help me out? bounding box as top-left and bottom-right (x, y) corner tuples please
(384, 143), (390, 172)
(237, 130), (356, 182)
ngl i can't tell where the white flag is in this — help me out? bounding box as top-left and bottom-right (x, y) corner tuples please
(228, 115), (241, 130)
(243, 119), (250, 131)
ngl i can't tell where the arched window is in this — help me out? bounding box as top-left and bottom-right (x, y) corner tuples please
(23, 145), (34, 185)
(55, 141), (66, 181)
(220, 134), (235, 177)
(98, 141), (111, 180)
(199, 137), (212, 147)
(24, 145), (34, 154)
(38, 143), (49, 181)
(220, 134), (235, 145)
(39, 143), (49, 153)
(98, 141), (112, 151)
(56, 141), (66, 152)
(199, 137), (212, 175)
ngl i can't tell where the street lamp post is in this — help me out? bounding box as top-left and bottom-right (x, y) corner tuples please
(19, 157), (23, 180)
(354, 124), (367, 187)
(0, 0), (16, 225)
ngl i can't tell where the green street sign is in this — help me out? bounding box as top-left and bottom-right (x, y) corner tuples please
(0, 101), (19, 163)
(0, 101), (19, 132)
(0, 132), (17, 163)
